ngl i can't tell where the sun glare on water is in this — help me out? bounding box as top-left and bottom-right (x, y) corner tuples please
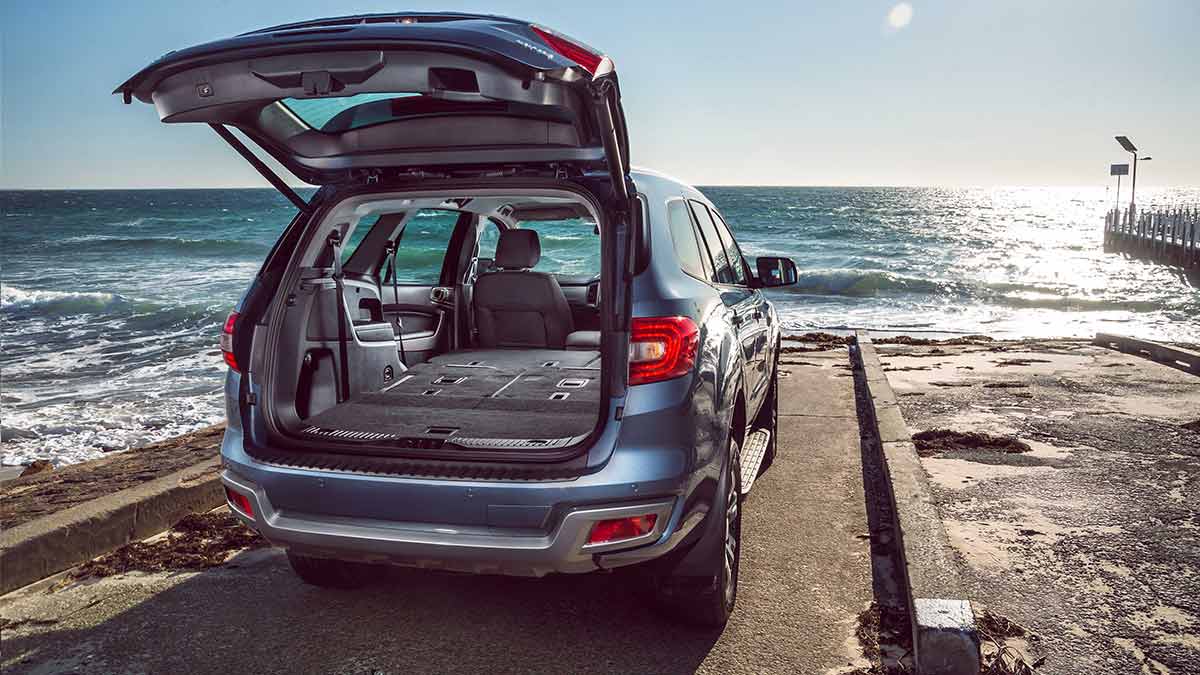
(887, 2), (914, 30)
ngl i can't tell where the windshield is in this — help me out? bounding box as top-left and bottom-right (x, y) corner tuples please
(480, 218), (600, 277)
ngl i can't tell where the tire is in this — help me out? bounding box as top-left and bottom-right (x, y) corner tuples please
(753, 357), (779, 475)
(286, 551), (377, 589)
(647, 436), (743, 627)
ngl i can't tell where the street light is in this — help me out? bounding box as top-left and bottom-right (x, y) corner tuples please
(1115, 136), (1151, 212)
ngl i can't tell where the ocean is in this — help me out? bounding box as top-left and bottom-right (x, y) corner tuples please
(3, 186), (1198, 467)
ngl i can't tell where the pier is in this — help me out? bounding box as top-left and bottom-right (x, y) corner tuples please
(1104, 206), (1200, 271)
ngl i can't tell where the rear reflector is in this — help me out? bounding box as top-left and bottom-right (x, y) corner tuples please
(586, 514), (658, 546)
(220, 311), (240, 372)
(530, 25), (603, 75)
(628, 316), (699, 385)
(225, 486), (254, 518)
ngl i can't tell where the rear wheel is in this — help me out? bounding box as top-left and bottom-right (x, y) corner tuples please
(647, 437), (743, 627)
(286, 551), (377, 589)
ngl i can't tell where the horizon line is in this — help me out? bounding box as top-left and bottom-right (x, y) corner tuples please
(3, 183), (1198, 191)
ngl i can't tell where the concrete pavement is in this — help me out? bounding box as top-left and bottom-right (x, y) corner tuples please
(1, 349), (878, 674)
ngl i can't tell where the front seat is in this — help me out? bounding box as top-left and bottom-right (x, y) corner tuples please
(473, 229), (574, 348)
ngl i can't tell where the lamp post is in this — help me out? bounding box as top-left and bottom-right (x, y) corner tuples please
(1115, 136), (1152, 213)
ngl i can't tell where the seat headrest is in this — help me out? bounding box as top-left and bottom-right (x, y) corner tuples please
(494, 229), (541, 269)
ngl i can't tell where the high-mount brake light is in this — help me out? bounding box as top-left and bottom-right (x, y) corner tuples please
(220, 311), (240, 372)
(530, 25), (603, 75)
(628, 316), (700, 386)
(586, 514), (658, 546)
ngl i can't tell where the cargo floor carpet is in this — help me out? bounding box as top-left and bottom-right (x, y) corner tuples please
(303, 348), (601, 442)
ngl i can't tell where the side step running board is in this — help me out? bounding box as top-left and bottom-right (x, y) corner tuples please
(739, 429), (771, 495)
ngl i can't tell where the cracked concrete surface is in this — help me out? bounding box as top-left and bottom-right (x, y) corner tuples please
(882, 339), (1200, 674)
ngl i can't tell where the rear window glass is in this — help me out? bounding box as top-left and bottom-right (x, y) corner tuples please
(711, 211), (748, 285)
(689, 201), (735, 284)
(382, 209), (459, 285)
(667, 200), (709, 280)
(283, 93), (420, 131)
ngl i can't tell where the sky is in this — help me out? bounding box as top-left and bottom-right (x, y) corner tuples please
(1, 1), (1198, 189)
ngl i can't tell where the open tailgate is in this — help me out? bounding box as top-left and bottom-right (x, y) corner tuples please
(115, 12), (632, 196)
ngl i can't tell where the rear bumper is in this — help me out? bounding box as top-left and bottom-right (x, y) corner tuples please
(222, 468), (701, 577)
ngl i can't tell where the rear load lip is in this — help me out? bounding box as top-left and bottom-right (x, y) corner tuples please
(223, 469), (683, 576)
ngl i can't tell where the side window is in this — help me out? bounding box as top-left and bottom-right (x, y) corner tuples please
(689, 201), (734, 284)
(666, 199), (710, 280)
(530, 218), (600, 276)
(384, 209), (459, 285)
(711, 211), (748, 285)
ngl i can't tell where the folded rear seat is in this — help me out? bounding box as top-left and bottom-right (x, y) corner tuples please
(565, 331), (600, 350)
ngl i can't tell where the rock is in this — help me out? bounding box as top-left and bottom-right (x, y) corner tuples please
(1, 425), (40, 441)
(20, 460), (54, 477)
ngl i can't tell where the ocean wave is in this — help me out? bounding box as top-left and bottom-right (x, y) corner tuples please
(1, 286), (128, 314)
(0, 287), (227, 329)
(784, 269), (956, 297)
(53, 235), (267, 256)
(993, 294), (1165, 312)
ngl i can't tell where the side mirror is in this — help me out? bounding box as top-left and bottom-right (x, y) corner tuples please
(755, 257), (798, 287)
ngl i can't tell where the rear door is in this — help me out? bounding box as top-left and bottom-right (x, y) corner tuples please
(114, 13), (632, 193)
(710, 208), (771, 414)
(342, 209), (470, 363)
(688, 201), (770, 413)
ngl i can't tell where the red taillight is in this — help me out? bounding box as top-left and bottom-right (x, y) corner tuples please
(628, 316), (699, 386)
(220, 311), (240, 372)
(530, 25), (603, 74)
(586, 514), (658, 546)
(225, 486), (254, 518)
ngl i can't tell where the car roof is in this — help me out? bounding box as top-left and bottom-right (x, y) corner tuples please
(631, 168), (709, 204)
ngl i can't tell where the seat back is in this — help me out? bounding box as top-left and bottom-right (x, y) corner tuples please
(473, 229), (574, 348)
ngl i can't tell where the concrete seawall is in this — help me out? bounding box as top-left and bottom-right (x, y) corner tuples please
(851, 331), (982, 675)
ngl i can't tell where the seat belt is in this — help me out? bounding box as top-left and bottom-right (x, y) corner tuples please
(383, 239), (407, 367)
(327, 231), (351, 403)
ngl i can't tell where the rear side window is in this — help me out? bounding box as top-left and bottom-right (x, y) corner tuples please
(711, 211), (748, 285)
(689, 201), (735, 284)
(383, 209), (459, 285)
(666, 199), (709, 280)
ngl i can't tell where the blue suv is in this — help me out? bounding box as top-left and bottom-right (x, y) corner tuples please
(118, 13), (798, 626)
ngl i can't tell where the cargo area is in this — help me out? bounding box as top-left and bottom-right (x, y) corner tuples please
(301, 348), (601, 447)
(259, 187), (612, 457)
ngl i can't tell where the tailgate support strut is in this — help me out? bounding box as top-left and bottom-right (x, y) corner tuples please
(209, 123), (311, 213)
